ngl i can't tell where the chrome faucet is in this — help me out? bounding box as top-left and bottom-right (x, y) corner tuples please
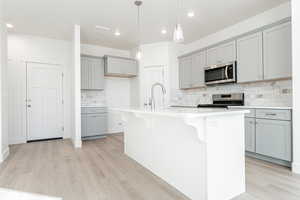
(150, 82), (166, 111)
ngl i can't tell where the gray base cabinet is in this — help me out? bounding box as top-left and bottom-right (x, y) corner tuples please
(256, 119), (292, 161)
(231, 108), (292, 166)
(81, 107), (108, 138)
(245, 118), (256, 153)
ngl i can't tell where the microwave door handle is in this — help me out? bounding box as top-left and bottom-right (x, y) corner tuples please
(225, 66), (229, 79)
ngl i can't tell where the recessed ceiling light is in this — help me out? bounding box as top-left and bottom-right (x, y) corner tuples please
(114, 30), (121, 36)
(95, 25), (111, 31)
(161, 29), (167, 35)
(6, 23), (14, 28)
(187, 11), (195, 18)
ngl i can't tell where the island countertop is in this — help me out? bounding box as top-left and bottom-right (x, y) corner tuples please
(110, 106), (250, 118)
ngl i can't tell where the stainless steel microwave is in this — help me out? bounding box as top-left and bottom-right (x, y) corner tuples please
(204, 61), (237, 85)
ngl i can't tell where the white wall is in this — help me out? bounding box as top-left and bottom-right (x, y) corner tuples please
(7, 34), (73, 141)
(7, 33), (133, 143)
(0, 0), (9, 162)
(291, 0), (300, 174)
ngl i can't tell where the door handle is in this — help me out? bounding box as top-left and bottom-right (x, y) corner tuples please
(225, 66), (229, 79)
(27, 105), (31, 108)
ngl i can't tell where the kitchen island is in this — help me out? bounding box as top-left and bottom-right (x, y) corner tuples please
(111, 107), (249, 200)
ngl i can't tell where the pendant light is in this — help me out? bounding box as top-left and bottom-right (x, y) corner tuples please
(135, 0), (143, 60)
(173, 0), (184, 43)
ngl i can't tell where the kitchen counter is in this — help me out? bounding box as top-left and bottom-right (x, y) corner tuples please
(81, 105), (107, 108)
(111, 106), (249, 118)
(171, 105), (292, 110)
(113, 107), (248, 200)
(228, 106), (292, 110)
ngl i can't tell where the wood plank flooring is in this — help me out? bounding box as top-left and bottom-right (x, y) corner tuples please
(0, 133), (299, 200)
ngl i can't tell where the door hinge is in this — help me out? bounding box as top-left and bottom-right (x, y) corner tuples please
(62, 73), (64, 77)
(62, 99), (64, 104)
(62, 126), (64, 131)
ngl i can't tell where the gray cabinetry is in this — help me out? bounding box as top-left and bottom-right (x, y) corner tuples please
(237, 32), (263, 83)
(263, 22), (292, 80)
(81, 56), (105, 90)
(179, 56), (193, 89)
(245, 117), (256, 153)
(104, 55), (138, 78)
(179, 51), (206, 89)
(81, 107), (108, 138)
(206, 41), (236, 66)
(256, 119), (292, 161)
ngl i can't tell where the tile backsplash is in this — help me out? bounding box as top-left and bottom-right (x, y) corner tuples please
(81, 90), (106, 106)
(171, 80), (293, 107)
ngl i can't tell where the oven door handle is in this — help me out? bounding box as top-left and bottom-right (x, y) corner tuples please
(225, 66), (229, 79)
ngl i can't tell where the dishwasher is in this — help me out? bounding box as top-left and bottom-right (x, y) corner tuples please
(81, 107), (108, 140)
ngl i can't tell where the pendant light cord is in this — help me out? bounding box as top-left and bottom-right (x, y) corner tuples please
(137, 4), (141, 46)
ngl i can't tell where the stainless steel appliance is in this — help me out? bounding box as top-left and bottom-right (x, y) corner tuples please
(204, 61), (237, 85)
(197, 93), (244, 108)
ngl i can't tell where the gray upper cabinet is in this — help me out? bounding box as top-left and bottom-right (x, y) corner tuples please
(256, 119), (292, 161)
(81, 56), (105, 90)
(191, 51), (206, 88)
(245, 118), (256, 153)
(206, 41), (236, 66)
(104, 55), (138, 78)
(179, 56), (192, 89)
(178, 51), (206, 89)
(263, 22), (292, 80)
(237, 32), (263, 83)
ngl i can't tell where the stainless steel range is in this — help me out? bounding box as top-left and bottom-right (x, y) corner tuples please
(197, 93), (244, 108)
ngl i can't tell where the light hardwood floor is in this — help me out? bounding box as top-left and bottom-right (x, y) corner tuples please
(0, 134), (299, 200)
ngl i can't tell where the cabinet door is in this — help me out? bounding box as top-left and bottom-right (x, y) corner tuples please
(256, 119), (292, 161)
(191, 51), (206, 88)
(86, 114), (107, 137)
(81, 115), (87, 137)
(237, 32), (263, 83)
(123, 59), (138, 76)
(178, 56), (192, 89)
(81, 57), (90, 89)
(245, 118), (256, 152)
(206, 47), (219, 66)
(218, 41), (236, 63)
(81, 56), (104, 90)
(263, 22), (292, 80)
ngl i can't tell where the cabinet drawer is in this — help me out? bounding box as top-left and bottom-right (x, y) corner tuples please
(230, 108), (255, 118)
(255, 109), (291, 120)
(81, 107), (107, 114)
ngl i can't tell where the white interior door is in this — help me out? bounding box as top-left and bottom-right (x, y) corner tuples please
(143, 66), (166, 108)
(27, 62), (63, 141)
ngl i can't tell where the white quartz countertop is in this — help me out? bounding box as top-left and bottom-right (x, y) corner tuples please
(0, 188), (62, 200)
(81, 105), (107, 108)
(228, 106), (292, 110)
(110, 107), (249, 118)
(171, 105), (292, 110)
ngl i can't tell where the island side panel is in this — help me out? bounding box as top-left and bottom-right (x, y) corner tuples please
(122, 113), (207, 200)
(205, 114), (246, 200)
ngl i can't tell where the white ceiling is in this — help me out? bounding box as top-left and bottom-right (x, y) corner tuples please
(4, 0), (289, 50)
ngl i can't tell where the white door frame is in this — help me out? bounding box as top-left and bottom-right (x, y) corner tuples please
(26, 61), (64, 141)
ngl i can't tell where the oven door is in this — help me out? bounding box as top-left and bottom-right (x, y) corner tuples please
(205, 62), (236, 85)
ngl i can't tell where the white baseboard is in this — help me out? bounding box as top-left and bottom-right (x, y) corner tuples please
(72, 139), (82, 148)
(292, 162), (300, 174)
(0, 147), (9, 162)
